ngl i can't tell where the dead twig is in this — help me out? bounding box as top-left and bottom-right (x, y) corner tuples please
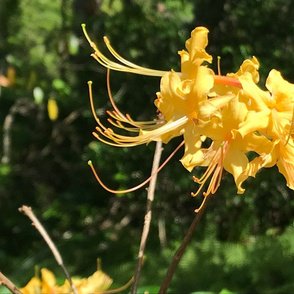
(19, 205), (78, 294)
(158, 195), (211, 294)
(0, 271), (23, 294)
(131, 141), (163, 294)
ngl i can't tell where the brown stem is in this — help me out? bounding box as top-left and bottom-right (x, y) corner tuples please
(0, 272), (23, 294)
(131, 141), (163, 294)
(19, 206), (78, 294)
(158, 195), (211, 294)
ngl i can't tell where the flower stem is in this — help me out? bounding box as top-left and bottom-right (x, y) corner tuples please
(158, 195), (211, 294)
(131, 141), (163, 294)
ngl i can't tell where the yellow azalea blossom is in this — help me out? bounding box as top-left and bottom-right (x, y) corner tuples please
(41, 268), (59, 294)
(20, 268), (58, 294)
(244, 136), (294, 190)
(59, 269), (113, 294)
(180, 56), (262, 203)
(237, 69), (294, 140)
(20, 265), (132, 294)
(20, 276), (41, 294)
(234, 69), (294, 190)
(82, 24), (241, 148)
(181, 96), (260, 210)
(82, 24), (249, 203)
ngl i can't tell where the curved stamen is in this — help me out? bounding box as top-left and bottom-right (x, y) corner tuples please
(106, 68), (132, 125)
(194, 195), (209, 213)
(88, 81), (107, 131)
(94, 116), (189, 147)
(103, 36), (168, 76)
(88, 140), (184, 194)
(82, 24), (167, 77)
(83, 24), (243, 91)
(191, 141), (228, 198)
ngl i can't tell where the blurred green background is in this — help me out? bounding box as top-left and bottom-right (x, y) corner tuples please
(1, 0), (294, 293)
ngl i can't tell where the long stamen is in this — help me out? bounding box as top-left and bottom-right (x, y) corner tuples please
(217, 56), (221, 75)
(93, 115), (189, 147)
(204, 143), (225, 196)
(191, 141), (228, 198)
(88, 140), (184, 194)
(106, 68), (129, 122)
(192, 143), (227, 212)
(103, 36), (167, 76)
(82, 24), (167, 77)
(106, 68), (146, 129)
(106, 69), (163, 130)
(191, 149), (220, 195)
(194, 195), (209, 213)
(88, 81), (107, 131)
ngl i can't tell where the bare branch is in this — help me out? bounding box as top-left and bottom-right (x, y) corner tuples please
(158, 195), (212, 294)
(1, 98), (36, 164)
(19, 205), (78, 294)
(0, 271), (23, 294)
(131, 141), (163, 294)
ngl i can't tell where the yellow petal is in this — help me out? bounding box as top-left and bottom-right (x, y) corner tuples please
(266, 69), (294, 104)
(80, 270), (113, 294)
(223, 143), (249, 194)
(41, 268), (57, 294)
(228, 56), (260, 83)
(20, 277), (41, 294)
(185, 27), (213, 66)
(277, 159), (294, 190)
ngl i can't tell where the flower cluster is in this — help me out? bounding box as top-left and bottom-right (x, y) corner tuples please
(82, 24), (294, 211)
(20, 265), (132, 294)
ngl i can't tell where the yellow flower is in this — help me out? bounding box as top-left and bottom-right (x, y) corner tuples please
(237, 69), (294, 140)
(240, 135), (294, 190)
(82, 24), (246, 201)
(20, 264), (132, 294)
(59, 269), (113, 294)
(179, 57), (261, 205)
(20, 268), (60, 294)
(235, 69), (294, 190)
(180, 96), (257, 211)
(20, 276), (41, 294)
(82, 24), (241, 148)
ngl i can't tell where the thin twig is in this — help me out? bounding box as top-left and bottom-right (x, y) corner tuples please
(19, 205), (78, 294)
(131, 141), (163, 294)
(2, 99), (35, 164)
(158, 195), (211, 294)
(0, 272), (23, 294)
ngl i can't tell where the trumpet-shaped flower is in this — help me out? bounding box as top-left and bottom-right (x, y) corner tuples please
(20, 264), (132, 294)
(234, 69), (294, 189)
(81, 24), (255, 204)
(244, 136), (294, 190)
(180, 95), (266, 211)
(82, 24), (241, 148)
(237, 69), (294, 140)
